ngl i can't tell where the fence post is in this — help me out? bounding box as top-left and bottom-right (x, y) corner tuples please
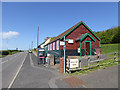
(88, 57), (90, 68)
(114, 52), (116, 61)
(97, 55), (100, 66)
(68, 58), (71, 74)
(79, 59), (82, 69)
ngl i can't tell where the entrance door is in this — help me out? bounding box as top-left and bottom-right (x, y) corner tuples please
(85, 42), (90, 55)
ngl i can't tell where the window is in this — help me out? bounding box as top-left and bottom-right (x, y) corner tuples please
(57, 40), (59, 50)
(53, 42), (55, 50)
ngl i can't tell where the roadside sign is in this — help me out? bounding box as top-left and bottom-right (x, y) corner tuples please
(78, 47), (80, 53)
(70, 59), (79, 68)
(68, 39), (73, 43)
(60, 41), (65, 46)
(38, 48), (44, 51)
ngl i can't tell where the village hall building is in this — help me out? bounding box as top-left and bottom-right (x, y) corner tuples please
(44, 21), (101, 63)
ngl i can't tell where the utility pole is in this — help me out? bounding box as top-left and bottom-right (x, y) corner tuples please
(37, 26), (39, 49)
(37, 26), (39, 64)
(32, 41), (33, 50)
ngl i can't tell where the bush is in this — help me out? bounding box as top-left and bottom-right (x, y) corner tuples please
(1, 51), (9, 55)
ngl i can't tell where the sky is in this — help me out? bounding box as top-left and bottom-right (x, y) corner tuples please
(1, 2), (118, 50)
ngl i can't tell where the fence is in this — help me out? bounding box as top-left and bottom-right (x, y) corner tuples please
(66, 52), (120, 74)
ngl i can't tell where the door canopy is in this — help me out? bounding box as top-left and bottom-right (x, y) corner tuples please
(75, 33), (96, 42)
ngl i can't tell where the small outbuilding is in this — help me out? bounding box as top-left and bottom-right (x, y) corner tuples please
(45, 21), (101, 63)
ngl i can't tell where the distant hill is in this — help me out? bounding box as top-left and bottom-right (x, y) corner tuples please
(95, 27), (120, 44)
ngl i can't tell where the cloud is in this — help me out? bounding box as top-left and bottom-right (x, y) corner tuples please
(0, 31), (19, 39)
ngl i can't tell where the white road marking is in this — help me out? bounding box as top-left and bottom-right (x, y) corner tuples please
(2, 60), (8, 64)
(82, 85), (87, 88)
(7, 53), (27, 90)
(2, 53), (22, 64)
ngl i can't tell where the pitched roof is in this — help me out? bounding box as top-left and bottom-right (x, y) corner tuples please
(47, 21), (100, 45)
(47, 21), (83, 44)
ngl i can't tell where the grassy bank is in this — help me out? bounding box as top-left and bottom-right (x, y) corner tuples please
(101, 43), (119, 54)
(69, 57), (119, 76)
(0, 50), (24, 58)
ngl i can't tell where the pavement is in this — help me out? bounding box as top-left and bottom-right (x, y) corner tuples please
(77, 65), (118, 88)
(55, 65), (119, 88)
(2, 52), (27, 88)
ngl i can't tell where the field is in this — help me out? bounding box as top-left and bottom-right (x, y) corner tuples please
(101, 43), (119, 54)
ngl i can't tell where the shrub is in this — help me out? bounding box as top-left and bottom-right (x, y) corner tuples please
(1, 51), (9, 55)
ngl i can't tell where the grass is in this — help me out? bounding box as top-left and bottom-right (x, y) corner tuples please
(69, 57), (119, 76)
(101, 43), (119, 54)
(0, 55), (6, 58)
(32, 49), (37, 52)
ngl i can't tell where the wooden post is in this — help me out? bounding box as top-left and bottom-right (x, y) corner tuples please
(114, 52), (116, 61)
(88, 57), (90, 68)
(68, 58), (70, 74)
(97, 55), (100, 66)
(79, 59), (81, 69)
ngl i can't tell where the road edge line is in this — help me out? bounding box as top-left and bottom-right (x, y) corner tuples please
(7, 52), (28, 90)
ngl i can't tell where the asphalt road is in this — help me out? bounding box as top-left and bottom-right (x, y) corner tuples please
(11, 53), (55, 88)
(2, 52), (27, 88)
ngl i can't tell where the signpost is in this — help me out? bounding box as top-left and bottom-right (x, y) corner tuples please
(64, 36), (66, 74)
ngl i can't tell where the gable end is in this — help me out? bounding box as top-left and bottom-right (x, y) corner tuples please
(60, 21), (101, 41)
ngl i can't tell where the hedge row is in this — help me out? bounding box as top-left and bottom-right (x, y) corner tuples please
(0, 50), (24, 55)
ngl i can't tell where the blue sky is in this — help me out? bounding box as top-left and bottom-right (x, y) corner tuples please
(2, 2), (118, 50)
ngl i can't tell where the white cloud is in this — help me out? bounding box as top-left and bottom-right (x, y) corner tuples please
(0, 31), (19, 39)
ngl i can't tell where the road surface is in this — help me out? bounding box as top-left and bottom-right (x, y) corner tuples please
(11, 53), (55, 88)
(2, 52), (27, 88)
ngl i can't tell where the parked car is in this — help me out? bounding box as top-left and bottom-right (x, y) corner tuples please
(29, 50), (32, 53)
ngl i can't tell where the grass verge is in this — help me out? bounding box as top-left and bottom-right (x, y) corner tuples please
(68, 57), (119, 76)
(101, 43), (119, 54)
